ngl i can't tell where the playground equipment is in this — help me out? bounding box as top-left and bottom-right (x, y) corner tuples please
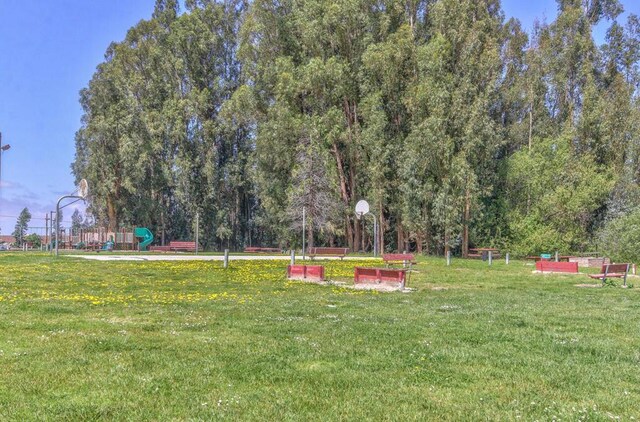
(134, 227), (154, 251)
(64, 227), (136, 251)
(101, 237), (114, 252)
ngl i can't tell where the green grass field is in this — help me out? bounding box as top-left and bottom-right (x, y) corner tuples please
(0, 253), (638, 420)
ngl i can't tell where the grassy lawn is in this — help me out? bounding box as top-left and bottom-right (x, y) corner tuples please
(0, 253), (638, 420)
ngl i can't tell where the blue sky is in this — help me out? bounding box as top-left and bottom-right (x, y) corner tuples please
(0, 0), (638, 234)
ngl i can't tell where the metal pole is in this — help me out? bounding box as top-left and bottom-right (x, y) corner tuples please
(0, 132), (2, 185)
(55, 195), (85, 256)
(45, 214), (49, 251)
(195, 212), (199, 255)
(373, 215), (378, 257)
(361, 215), (365, 252)
(555, 251), (559, 262)
(488, 251), (493, 266)
(55, 202), (60, 256)
(0, 132), (11, 194)
(49, 211), (52, 254)
(290, 249), (295, 265)
(302, 207), (306, 260)
(506, 253), (510, 265)
(224, 249), (229, 269)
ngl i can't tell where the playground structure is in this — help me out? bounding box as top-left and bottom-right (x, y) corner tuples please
(134, 227), (154, 251)
(49, 226), (153, 251)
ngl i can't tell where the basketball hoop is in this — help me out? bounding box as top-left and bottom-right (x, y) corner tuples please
(355, 200), (369, 220)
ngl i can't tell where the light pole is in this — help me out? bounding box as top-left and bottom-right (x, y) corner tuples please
(0, 132), (11, 188)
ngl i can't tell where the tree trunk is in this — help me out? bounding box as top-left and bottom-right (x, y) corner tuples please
(378, 204), (385, 255)
(332, 142), (354, 250)
(397, 220), (404, 253)
(416, 231), (423, 254)
(527, 108), (533, 214)
(307, 220), (314, 249)
(106, 195), (118, 233)
(444, 231), (450, 257)
(161, 209), (166, 246)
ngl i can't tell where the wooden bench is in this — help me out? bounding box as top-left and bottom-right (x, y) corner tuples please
(149, 245), (171, 252)
(150, 241), (197, 252)
(287, 265), (325, 282)
(308, 247), (349, 259)
(383, 253), (416, 268)
(535, 261), (578, 273)
(588, 263), (630, 286)
(469, 248), (500, 260)
(354, 267), (406, 289)
(244, 247), (281, 253)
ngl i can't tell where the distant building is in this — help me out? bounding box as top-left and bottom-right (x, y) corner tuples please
(0, 235), (16, 244)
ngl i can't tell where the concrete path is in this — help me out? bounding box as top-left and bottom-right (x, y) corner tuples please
(67, 254), (379, 262)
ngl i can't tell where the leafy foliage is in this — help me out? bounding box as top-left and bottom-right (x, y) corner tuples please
(73, 0), (640, 256)
(12, 207), (31, 247)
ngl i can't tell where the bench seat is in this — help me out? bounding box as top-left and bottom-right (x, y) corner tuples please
(308, 247), (349, 259)
(383, 253), (416, 267)
(587, 263), (630, 286)
(150, 241), (196, 252)
(245, 247), (281, 253)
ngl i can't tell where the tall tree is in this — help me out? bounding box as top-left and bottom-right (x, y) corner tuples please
(12, 207), (31, 247)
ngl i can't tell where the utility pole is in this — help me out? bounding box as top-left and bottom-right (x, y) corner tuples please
(45, 214), (49, 251)
(49, 211), (54, 254)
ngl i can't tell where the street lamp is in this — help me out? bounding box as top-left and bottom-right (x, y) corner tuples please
(0, 131), (11, 188)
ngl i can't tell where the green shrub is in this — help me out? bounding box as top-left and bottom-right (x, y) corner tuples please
(599, 209), (640, 263)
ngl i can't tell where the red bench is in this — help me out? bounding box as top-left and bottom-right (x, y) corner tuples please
(535, 261), (578, 273)
(244, 247), (281, 253)
(150, 241), (197, 252)
(588, 263), (630, 286)
(287, 265), (325, 282)
(354, 267), (406, 289)
(308, 247), (349, 259)
(383, 253), (416, 268)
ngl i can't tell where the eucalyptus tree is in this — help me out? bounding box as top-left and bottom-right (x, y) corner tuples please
(403, 0), (504, 256)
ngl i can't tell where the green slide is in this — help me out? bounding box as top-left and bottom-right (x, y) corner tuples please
(134, 227), (154, 251)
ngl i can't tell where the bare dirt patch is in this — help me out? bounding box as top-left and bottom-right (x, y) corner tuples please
(574, 283), (601, 288)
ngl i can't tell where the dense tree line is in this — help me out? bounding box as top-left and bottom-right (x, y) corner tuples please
(72, 0), (640, 256)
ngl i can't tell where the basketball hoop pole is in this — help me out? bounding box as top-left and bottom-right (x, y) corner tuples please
(55, 180), (89, 257)
(367, 212), (378, 257)
(355, 199), (378, 257)
(55, 194), (85, 256)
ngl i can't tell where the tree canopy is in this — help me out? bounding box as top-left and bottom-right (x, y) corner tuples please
(72, 0), (640, 255)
